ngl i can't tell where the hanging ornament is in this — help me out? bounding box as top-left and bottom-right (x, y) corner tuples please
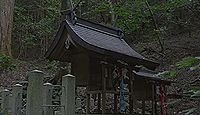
(65, 34), (71, 49)
(122, 68), (128, 80)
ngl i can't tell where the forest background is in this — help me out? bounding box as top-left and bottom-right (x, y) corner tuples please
(1, 0), (200, 114)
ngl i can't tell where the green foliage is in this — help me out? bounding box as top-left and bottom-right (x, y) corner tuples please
(13, 0), (61, 47)
(176, 57), (198, 68)
(95, 0), (110, 13)
(190, 64), (200, 71)
(191, 90), (200, 98)
(185, 86), (200, 98)
(152, 0), (191, 11)
(179, 86), (200, 114)
(158, 69), (177, 77)
(190, 86), (200, 92)
(45, 61), (59, 71)
(82, 0), (194, 41)
(178, 108), (197, 115)
(0, 54), (16, 71)
(114, 1), (149, 33)
(159, 54), (200, 115)
(159, 56), (200, 78)
(166, 99), (181, 107)
(13, 0), (200, 59)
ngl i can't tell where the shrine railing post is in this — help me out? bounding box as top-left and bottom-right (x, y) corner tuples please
(11, 84), (23, 115)
(26, 70), (44, 115)
(43, 83), (53, 115)
(61, 74), (75, 115)
(0, 89), (10, 113)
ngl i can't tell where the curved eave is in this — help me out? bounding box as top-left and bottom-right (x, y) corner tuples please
(64, 21), (159, 70)
(45, 21), (66, 60)
(134, 72), (172, 85)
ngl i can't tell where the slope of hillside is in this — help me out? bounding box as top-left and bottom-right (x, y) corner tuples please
(135, 31), (200, 114)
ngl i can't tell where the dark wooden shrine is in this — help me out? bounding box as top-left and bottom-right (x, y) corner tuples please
(46, 10), (171, 115)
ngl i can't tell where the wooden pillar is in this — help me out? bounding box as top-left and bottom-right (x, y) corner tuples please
(152, 84), (157, 115)
(97, 93), (101, 112)
(86, 93), (90, 114)
(129, 70), (134, 114)
(142, 100), (145, 115)
(101, 61), (107, 114)
(164, 85), (168, 115)
(114, 94), (118, 113)
(164, 85), (168, 109)
(155, 86), (157, 115)
(155, 99), (157, 115)
(102, 73), (106, 114)
(152, 84), (155, 115)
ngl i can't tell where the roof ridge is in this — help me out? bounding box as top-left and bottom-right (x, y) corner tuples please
(75, 16), (124, 37)
(75, 22), (122, 39)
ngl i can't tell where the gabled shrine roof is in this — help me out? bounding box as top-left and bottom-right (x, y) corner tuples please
(45, 11), (159, 70)
(67, 18), (145, 60)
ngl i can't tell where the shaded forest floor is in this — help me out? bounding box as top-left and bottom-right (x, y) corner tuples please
(136, 31), (200, 114)
(1, 31), (200, 114)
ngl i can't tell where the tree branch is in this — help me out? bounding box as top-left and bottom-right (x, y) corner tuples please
(145, 1), (164, 52)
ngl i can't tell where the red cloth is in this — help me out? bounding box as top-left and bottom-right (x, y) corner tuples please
(160, 85), (167, 115)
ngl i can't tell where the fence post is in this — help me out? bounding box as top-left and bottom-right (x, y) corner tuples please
(61, 74), (75, 115)
(26, 70), (44, 115)
(1, 89), (10, 113)
(11, 84), (23, 115)
(43, 83), (53, 115)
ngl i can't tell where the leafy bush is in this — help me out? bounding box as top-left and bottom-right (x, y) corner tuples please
(166, 56), (200, 114)
(178, 108), (197, 115)
(159, 69), (177, 77)
(176, 56), (198, 68)
(0, 54), (16, 71)
(190, 86), (200, 92)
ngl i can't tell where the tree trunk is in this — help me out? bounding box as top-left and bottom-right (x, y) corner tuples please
(0, 0), (15, 56)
